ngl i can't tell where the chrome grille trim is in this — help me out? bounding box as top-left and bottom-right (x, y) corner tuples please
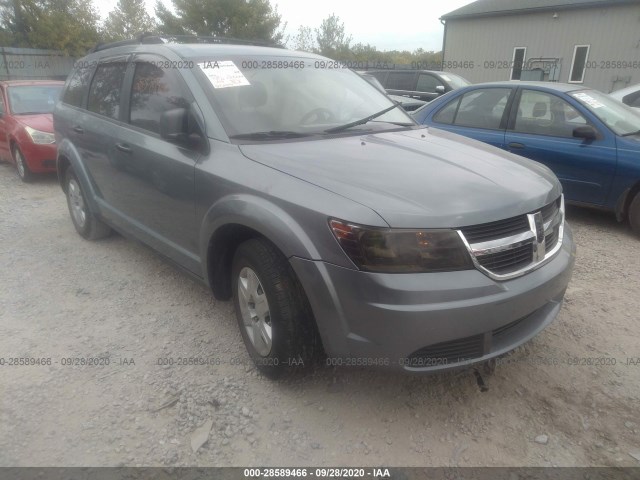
(457, 195), (565, 281)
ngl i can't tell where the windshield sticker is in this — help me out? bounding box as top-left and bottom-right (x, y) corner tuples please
(440, 75), (452, 81)
(573, 92), (604, 109)
(198, 61), (250, 89)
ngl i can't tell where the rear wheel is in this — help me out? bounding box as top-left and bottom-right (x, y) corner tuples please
(13, 146), (33, 183)
(629, 193), (640, 237)
(231, 238), (320, 378)
(64, 168), (111, 240)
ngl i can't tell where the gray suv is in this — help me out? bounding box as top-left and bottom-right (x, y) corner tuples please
(54, 36), (575, 378)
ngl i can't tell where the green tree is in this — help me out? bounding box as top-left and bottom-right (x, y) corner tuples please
(291, 25), (314, 52)
(315, 13), (351, 58)
(0, 0), (100, 55)
(155, 0), (284, 44)
(103, 0), (156, 41)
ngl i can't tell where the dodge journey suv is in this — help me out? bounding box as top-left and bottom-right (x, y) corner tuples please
(54, 36), (575, 378)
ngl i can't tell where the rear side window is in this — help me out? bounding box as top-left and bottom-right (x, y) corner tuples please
(386, 72), (415, 91)
(62, 65), (94, 108)
(87, 62), (128, 119)
(623, 91), (640, 108)
(129, 61), (191, 135)
(434, 88), (511, 130)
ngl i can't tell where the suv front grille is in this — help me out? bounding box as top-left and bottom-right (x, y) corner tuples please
(458, 196), (565, 280)
(476, 242), (533, 274)
(460, 215), (530, 243)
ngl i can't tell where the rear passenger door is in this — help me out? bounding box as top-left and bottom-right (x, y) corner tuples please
(383, 71), (418, 98)
(107, 55), (203, 273)
(82, 56), (130, 204)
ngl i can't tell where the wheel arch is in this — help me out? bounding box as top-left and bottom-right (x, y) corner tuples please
(201, 195), (321, 301)
(615, 181), (640, 222)
(56, 138), (100, 212)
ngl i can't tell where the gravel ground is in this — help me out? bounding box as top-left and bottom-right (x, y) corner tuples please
(1, 162), (639, 467)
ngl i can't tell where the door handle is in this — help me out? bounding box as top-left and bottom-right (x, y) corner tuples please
(72, 126), (84, 134)
(115, 143), (132, 154)
(508, 142), (525, 149)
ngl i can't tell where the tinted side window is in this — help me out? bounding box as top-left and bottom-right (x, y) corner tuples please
(514, 90), (588, 137)
(433, 98), (459, 124)
(62, 65), (94, 108)
(87, 62), (127, 119)
(416, 74), (443, 93)
(129, 62), (190, 135)
(386, 72), (415, 90)
(623, 91), (640, 108)
(453, 88), (511, 129)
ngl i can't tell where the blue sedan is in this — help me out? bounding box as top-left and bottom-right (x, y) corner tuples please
(412, 81), (640, 235)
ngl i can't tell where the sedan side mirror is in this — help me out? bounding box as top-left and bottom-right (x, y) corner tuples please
(435, 85), (446, 94)
(160, 108), (188, 142)
(573, 125), (597, 140)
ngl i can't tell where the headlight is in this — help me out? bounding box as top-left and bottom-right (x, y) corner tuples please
(329, 219), (474, 273)
(25, 126), (55, 144)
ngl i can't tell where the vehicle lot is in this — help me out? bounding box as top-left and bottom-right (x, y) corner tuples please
(1, 163), (639, 467)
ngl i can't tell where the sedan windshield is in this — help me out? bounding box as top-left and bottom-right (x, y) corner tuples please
(8, 85), (63, 115)
(196, 56), (414, 139)
(570, 89), (640, 136)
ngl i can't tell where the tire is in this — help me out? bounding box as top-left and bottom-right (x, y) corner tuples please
(231, 238), (320, 379)
(13, 146), (34, 183)
(64, 168), (112, 240)
(629, 193), (640, 237)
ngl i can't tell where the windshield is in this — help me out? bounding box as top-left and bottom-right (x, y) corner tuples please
(196, 56), (414, 139)
(570, 89), (640, 136)
(437, 72), (471, 89)
(8, 85), (63, 115)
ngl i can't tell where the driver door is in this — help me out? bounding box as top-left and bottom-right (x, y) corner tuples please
(504, 88), (617, 206)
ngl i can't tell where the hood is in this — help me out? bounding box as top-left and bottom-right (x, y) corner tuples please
(16, 114), (54, 132)
(239, 127), (562, 228)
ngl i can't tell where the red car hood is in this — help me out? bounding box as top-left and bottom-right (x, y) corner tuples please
(16, 114), (54, 132)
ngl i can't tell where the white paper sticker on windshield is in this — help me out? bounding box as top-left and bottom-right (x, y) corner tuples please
(573, 92), (604, 109)
(440, 75), (452, 81)
(198, 61), (250, 89)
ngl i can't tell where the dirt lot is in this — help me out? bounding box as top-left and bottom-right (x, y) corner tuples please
(1, 163), (639, 467)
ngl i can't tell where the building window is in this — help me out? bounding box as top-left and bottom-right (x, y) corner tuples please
(569, 45), (590, 83)
(510, 47), (526, 80)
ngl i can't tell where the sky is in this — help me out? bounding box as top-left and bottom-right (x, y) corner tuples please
(96, 0), (475, 52)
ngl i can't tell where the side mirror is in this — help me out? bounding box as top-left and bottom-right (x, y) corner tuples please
(573, 125), (597, 140)
(435, 85), (446, 94)
(160, 108), (188, 142)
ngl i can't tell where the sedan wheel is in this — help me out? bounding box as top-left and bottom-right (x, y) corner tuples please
(14, 147), (33, 182)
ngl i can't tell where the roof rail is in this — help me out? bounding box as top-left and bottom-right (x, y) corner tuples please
(89, 33), (283, 53)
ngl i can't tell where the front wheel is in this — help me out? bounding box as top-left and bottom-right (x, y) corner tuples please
(13, 146), (34, 183)
(231, 238), (320, 378)
(64, 168), (111, 240)
(629, 193), (640, 237)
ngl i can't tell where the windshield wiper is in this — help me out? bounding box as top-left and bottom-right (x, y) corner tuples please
(324, 103), (402, 134)
(621, 129), (640, 137)
(229, 130), (315, 140)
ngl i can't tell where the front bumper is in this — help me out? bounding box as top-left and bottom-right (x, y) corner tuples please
(19, 142), (57, 173)
(290, 223), (576, 372)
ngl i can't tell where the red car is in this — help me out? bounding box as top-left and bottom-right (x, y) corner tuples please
(0, 80), (64, 182)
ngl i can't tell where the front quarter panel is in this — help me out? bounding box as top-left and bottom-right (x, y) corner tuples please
(196, 140), (388, 279)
